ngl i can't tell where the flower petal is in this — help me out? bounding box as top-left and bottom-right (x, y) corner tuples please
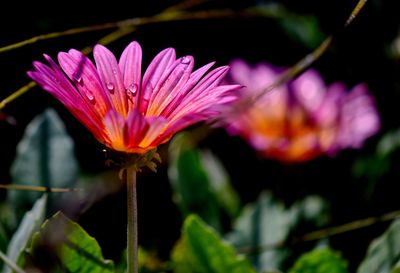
(291, 69), (325, 113)
(103, 110), (126, 152)
(138, 117), (168, 148)
(170, 84), (240, 121)
(140, 48), (176, 113)
(119, 41), (142, 111)
(94, 45), (128, 116)
(58, 50), (112, 118)
(123, 109), (149, 148)
(161, 113), (207, 140)
(147, 56), (194, 116)
(28, 60), (105, 141)
(159, 62), (215, 118)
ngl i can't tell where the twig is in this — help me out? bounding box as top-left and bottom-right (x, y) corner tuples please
(239, 209), (400, 255)
(0, 81), (37, 110)
(0, 184), (82, 192)
(0, 249), (27, 273)
(241, 0), (369, 109)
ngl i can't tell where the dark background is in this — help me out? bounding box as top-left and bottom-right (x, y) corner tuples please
(1, 0), (400, 271)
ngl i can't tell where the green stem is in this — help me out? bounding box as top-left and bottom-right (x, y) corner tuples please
(126, 168), (138, 273)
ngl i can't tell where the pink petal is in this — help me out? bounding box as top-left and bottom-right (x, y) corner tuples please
(161, 113), (207, 140)
(139, 117), (168, 148)
(123, 109), (149, 148)
(28, 61), (105, 141)
(119, 41), (142, 110)
(140, 48), (176, 113)
(160, 61), (215, 118)
(58, 50), (112, 118)
(147, 56), (194, 116)
(170, 84), (240, 120)
(291, 69), (325, 113)
(184, 66), (230, 102)
(103, 110), (125, 151)
(94, 45), (128, 116)
(228, 59), (252, 86)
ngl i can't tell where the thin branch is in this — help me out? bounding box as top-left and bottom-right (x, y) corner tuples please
(0, 81), (37, 110)
(0, 249), (27, 273)
(0, 184), (82, 193)
(0, 26), (137, 111)
(239, 209), (400, 255)
(0, 9), (245, 54)
(242, 0), (368, 109)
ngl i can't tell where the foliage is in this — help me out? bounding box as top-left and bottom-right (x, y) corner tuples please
(21, 212), (114, 273)
(226, 191), (329, 272)
(169, 133), (240, 231)
(357, 219), (400, 273)
(1, 194), (47, 273)
(172, 214), (257, 273)
(288, 247), (349, 273)
(9, 109), (78, 220)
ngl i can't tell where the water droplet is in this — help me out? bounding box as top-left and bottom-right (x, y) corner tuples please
(106, 82), (114, 91)
(112, 69), (118, 75)
(84, 88), (94, 101)
(73, 73), (82, 83)
(127, 83), (138, 96)
(181, 56), (191, 64)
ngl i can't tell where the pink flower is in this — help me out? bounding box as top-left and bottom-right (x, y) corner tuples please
(28, 41), (240, 154)
(224, 59), (380, 162)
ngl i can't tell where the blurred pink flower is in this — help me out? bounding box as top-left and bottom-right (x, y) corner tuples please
(28, 41), (240, 154)
(224, 60), (380, 162)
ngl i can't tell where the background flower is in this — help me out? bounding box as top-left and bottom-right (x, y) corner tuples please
(224, 59), (380, 162)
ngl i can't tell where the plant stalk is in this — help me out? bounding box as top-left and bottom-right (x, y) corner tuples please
(126, 168), (138, 273)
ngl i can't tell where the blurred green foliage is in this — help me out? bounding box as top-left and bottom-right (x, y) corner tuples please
(226, 192), (329, 272)
(9, 109), (78, 221)
(288, 247), (348, 273)
(357, 219), (400, 273)
(169, 133), (240, 231)
(2, 194), (46, 273)
(172, 214), (256, 273)
(21, 212), (114, 273)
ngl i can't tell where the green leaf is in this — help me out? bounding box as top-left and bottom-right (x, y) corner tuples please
(392, 262), (400, 273)
(250, 4), (324, 48)
(289, 247), (349, 273)
(199, 150), (240, 218)
(279, 15), (324, 49)
(357, 219), (400, 273)
(169, 133), (240, 230)
(226, 191), (329, 272)
(1, 194), (47, 273)
(352, 129), (400, 198)
(9, 108), (78, 217)
(25, 212), (114, 273)
(172, 214), (257, 273)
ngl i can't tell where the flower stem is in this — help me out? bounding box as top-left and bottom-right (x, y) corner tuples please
(126, 167), (138, 273)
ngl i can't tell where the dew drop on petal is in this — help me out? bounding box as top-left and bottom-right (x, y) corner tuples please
(107, 82), (115, 91)
(181, 56), (191, 64)
(84, 88), (95, 102)
(73, 73), (82, 83)
(127, 83), (138, 97)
